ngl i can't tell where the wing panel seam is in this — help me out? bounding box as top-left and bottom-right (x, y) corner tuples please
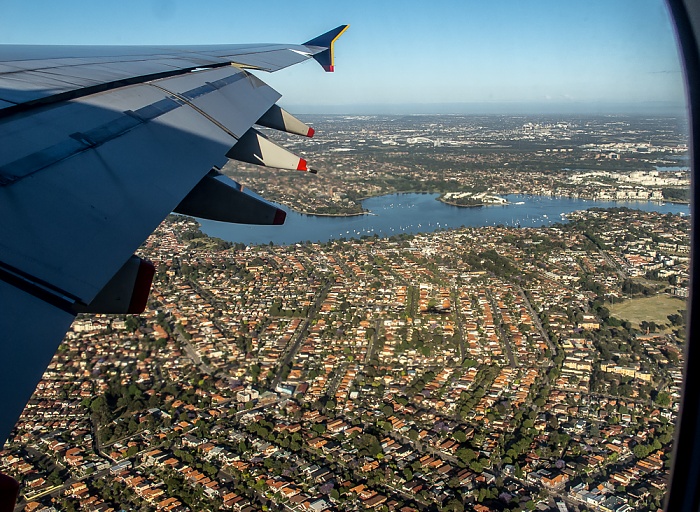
(147, 79), (245, 142)
(0, 62), (231, 119)
(0, 260), (78, 314)
(0, 96), (187, 185)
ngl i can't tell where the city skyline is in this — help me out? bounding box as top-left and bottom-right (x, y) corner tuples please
(1, 0), (687, 114)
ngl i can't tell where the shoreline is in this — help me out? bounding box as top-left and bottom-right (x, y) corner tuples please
(196, 193), (689, 246)
(279, 191), (688, 218)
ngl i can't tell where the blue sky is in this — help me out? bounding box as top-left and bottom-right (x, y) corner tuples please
(1, 0), (687, 114)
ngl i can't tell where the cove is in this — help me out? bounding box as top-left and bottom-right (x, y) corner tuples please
(198, 193), (690, 246)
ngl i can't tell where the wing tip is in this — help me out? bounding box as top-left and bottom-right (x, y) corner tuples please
(304, 25), (349, 72)
(303, 25), (349, 47)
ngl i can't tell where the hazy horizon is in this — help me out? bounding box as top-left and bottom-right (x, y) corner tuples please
(279, 100), (689, 117)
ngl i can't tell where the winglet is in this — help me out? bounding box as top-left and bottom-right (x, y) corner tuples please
(303, 25), (349, 72)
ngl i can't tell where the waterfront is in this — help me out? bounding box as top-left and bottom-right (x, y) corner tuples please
(198, 193), (689, 245)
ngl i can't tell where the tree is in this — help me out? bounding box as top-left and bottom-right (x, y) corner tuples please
(634, 444), (652, 459)
(453, 430), (467, 443)
(204, 463), (218, 477)
(515, 463), (524, 479)
(548, 415), (559, 430)
(655, 392), (671, 407)
(125, 315), (140, 332)
(668, 313), (684, 326)
(462, 358), (478, 368)
(128, 383), (142, 399)
(48, 469), (62, 486)
(355, 433), (382, 457)
(444, 498), (464, 512)
(469, 460), (483, 473)
(90, 395), (108, 417)
(456, 447), (476, 464)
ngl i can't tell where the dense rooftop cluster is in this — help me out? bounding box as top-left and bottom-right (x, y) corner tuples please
(1, 206), (688, 512)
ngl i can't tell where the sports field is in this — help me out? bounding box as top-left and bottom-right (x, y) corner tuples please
(609, 294), (687, 329)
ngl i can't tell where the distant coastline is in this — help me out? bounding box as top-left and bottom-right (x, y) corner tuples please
(287, 191), (687, 217)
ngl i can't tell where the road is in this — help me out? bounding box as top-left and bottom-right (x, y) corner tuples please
(486, 288), (518, 367)
(596, 247), (627, 281)
(364, 318), (382, 363)
(516, 284), (556, 355)
(181, 337), (213, 375)
(271, 282), (330, 389)
(451, 287), (467, 361)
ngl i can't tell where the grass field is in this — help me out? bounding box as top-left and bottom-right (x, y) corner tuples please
(609, 294), (687, 329)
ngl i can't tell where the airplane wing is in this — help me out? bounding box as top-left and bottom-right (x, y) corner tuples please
(0, 25), (349, 446)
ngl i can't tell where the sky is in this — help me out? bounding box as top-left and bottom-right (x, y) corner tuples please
(0, 0), (688, 114)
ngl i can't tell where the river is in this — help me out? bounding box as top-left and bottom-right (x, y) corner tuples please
(198, 193), (690, 246)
